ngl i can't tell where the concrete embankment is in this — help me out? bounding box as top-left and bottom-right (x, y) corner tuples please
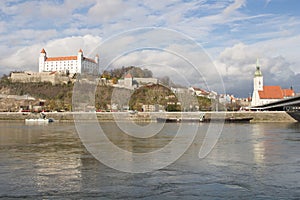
(203, 111), (297, 122)
(0, 111), (297, 122)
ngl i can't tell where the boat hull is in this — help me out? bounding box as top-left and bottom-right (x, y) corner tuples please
(157, 117), (252, 123)
(198, 117), (253, 123)
(156, 118), (180, 123)
(25, 118), (54, 123)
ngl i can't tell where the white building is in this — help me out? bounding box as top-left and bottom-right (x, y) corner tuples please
(188, 87), (209, 97)
(116, 73), (136, 90)
(39, 49), (99, 74)
(115, 73), (158, 90)
(251, 59), (294, 107)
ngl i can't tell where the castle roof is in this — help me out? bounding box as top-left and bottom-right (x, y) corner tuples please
(41, 48), (97, 63)
(258, 86), (295, 99)
(46, 56), (77, 61)
(83, 57), (97, 63)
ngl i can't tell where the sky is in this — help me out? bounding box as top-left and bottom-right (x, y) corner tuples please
(0, 0), (300, 97)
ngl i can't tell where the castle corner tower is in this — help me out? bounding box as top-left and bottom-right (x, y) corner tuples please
(39, 48), (47, 72)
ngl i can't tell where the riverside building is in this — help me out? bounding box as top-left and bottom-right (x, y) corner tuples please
(39, 49), (99, 74)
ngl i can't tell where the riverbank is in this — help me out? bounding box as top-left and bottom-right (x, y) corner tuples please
(0, 111), (297, 122)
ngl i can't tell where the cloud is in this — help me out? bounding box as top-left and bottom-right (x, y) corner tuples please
(0, 35), (102, 74)
(95, 27), (225, 93)
(223, 0), (246, 16)
(264, 0), (272, 8)
(0, 0), (300, 96)
(214, 41), (299, 96)
(87, 0), (128, 22)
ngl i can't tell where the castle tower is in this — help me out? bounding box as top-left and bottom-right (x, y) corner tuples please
(251, 59), (263, 106)
(39, 48), (47, 72)
(77, 49), (83, 73)
(95, 54), (99, 64)
(77, 49), (83, 59)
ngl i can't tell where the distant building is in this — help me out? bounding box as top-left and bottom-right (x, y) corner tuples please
(171, 87), (189, 94)
(188, 87), (209, 97)
(251, 59), (295, 107)
(10, 71), (73, 85)
(116, 73), (136, 89)
(134, 77), (158, 85)
(142, 104), (156, 112)
(39, 48), (99, 74)
(115, 73), (158, 90)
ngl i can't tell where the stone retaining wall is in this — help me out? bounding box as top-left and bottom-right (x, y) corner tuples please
(0, 111), (297, 122)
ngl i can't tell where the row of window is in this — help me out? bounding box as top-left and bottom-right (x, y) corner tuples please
(45, 66), (79, 71)
(41, 62), (97, 72)
(45, 63), (75, 67)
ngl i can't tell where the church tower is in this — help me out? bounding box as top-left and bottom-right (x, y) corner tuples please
(251, 59), (263, 106)
(254, 58), (263, 91)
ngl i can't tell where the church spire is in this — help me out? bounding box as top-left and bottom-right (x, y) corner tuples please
(254, 58), (262, 77)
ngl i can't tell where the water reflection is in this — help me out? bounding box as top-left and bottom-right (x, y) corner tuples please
(35, 152), (82, 194)
(0, 122), (84, 198)
(0, 121), (299, 199)
(251, 123), (266, 165)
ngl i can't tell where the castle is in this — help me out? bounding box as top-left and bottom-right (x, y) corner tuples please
(251, 59), (294, 106)
(39, 49), (99, 74)
(10, 49), (99, 85)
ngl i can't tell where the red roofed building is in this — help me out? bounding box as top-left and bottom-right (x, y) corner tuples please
(124, 73), (133, 79)
(251, 59), (295, 106)
(188, 87), (210, 97)
(39, 49), (99, 74)
(124, 73), (133, 88)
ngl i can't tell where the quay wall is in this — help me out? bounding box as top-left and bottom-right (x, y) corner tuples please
(0, 111), (297, 122)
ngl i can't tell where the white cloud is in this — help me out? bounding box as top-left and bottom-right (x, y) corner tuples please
(213, 40), (298, 96)
(87, 0), (129, 23)
(223, 0), (246, 16)
(0, 0), (300, 96)
(0, 35), (102, 73)
(264, 0), (272, 7)
(96, 29), (225, 93)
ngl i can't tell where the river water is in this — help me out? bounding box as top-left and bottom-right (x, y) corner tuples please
(0, 121), (299, 199)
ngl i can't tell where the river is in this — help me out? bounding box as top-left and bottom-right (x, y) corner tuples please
(0, 121), (299, 199)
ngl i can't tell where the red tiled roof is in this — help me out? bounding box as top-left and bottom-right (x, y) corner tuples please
(258, 86), (284, 99)
(193, 87), (209, 94)
(282, 89), (295, 97)
(258, 86), (295, 99)
(45, 55), (97, 63)
(124, 73), (132, 78)
(40, 48), (46, 53)
(46, 56), (77, 61)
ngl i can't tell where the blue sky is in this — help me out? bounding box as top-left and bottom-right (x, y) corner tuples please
(0, 0), (300, 97)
